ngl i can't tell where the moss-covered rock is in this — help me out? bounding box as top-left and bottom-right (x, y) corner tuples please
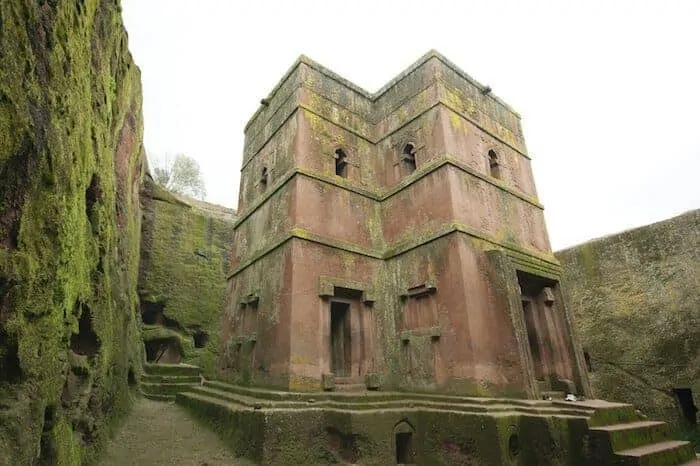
(556, 210), (700, 429)
(0, 0), (145, 463)
(138, 175), (235, 376)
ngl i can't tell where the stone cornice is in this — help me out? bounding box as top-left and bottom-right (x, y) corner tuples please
(243, 83), (529, 167)
(246, 50), (520, 132)
(233, 156), (543, 229)
(227, 224), (560, 280)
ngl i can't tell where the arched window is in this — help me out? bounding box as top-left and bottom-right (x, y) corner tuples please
(488, 149), (501, 179)
(334, 149), (348, 178)
(260, 167), (268, 190)
(401, 143), (417, 173)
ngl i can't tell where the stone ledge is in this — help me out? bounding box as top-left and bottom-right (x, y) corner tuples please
(234, 157), (543, 229)
(227, 226), (560, 280)
(400, 326), (442, 341)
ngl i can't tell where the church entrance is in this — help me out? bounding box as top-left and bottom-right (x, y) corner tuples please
(330, 301), (351, 377)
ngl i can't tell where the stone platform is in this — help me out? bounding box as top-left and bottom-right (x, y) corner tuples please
(174, 380), (697, 465)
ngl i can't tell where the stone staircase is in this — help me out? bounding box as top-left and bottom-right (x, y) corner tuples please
(173, 379), (698, 465)
(140, 363), (201, 402)
(559, 399), (697, 465)
(332, 376), (366, 392)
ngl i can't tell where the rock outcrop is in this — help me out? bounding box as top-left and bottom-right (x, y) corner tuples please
(138, 175), (235, 376)
(0, 1), (145, 463)
(557, 210), (700, 428)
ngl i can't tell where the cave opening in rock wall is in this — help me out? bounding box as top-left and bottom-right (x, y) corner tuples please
(193, 329), (209, 348)
(0, 329), (22, 383)
(672, 388), (698, 425)
(583, 350), (593, 372)
(141, 299), (166, 325)
(140, 298), (183, 330)
(70, 304), (100, 357)
(145, 338), (181, 364)
(127, 367), (137, 387)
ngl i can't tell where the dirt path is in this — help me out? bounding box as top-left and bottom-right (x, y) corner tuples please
(100, 397), (254, 466)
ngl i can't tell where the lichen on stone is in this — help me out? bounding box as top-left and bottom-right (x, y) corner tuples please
(0, 0), (145, 463)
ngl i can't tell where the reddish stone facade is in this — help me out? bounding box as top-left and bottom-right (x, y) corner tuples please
(221, 51), (591, 399)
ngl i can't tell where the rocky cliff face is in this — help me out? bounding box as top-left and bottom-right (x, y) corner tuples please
(138, 175), (236, 377)
(0, 1), (145, 463)
(557, 210), (700, 427)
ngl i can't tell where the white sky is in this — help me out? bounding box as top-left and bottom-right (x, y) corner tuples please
(121, 0), (699, 250)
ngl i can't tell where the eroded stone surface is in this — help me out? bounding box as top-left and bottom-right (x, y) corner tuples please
(557, 210), (700, 427)
(138, 175), (236, 375)
(221, 51), (591, 400)
(0, 1), (145, 463)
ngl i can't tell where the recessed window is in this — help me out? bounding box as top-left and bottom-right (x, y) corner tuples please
(508, 434), (520, 459)
(401, 143), (417, 173)
(488, 149), (500, 179)
(260, 167), (268, 190)
(334, 149), (348, 178)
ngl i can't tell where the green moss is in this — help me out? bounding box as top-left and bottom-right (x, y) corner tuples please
(557, 210), (700, 425)
(0, 1), (145, 463)
(139, 179), (235, 376)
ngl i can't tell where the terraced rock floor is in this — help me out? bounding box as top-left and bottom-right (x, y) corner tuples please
(100, 397), (254, 466)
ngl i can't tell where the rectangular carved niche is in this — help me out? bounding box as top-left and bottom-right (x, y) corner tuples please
(237, 293), (259, 337)
(399, 280), (440, 385)
(399, 281), (438, 333)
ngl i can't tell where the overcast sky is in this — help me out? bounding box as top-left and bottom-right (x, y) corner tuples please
(121, 0), (699, 250)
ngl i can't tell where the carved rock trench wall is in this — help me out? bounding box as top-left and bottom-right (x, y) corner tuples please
(138, 175), (236, 376)
(557, 210), (700, 430)
(0, 1), (145, 464)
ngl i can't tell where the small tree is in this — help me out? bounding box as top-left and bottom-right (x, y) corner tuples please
(150, 153), (207, 200)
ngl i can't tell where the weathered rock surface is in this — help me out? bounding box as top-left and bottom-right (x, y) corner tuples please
(557, 210), (700, 426)
(0, 1), (145, 463)
(138, 174), (235, 376)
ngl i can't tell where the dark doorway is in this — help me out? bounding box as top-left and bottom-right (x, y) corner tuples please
(193, 329), (209, 348)
(673, 388), (698, 425)
(127, 367), (137, 387)
(330, 301), (351, 377)
(144, 338), (181, 363)
(396, 432), (414, 464)
(521, 299), (542, 376)
(583, 351), (593, 372)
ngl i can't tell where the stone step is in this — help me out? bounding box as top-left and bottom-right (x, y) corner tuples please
(141, 381), (198, 396)
(614, 440), (696, 466)
(554, 399), (642, 427)
(143, 363), (201, 377)
(193, 382), (591, 418)
(333, 383), (367, 392)
(141, 391), (175, 402)
(681, 455), (700, 466)
(201, 380), (594, 416)
(142, 374), (200, 384)
(590, 420), (670, 452)
(188, 385), (296, 409)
